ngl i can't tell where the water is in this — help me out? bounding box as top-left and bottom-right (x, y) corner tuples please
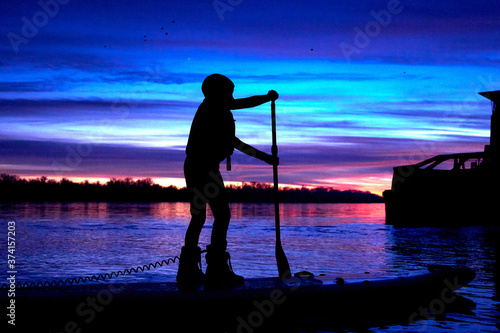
(1, 202), (499, 332)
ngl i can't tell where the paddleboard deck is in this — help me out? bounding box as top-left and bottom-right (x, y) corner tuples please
(5, 265), (475, 332)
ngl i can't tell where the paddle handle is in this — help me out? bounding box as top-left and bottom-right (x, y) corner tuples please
(271, 100), (280, 240)
(271, 100), (291, 278)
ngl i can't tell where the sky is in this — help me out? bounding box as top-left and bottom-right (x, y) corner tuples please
(1, 0), (500, 195)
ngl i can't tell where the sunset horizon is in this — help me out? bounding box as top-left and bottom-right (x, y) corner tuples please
(3, 174), (383, 196)
(2, 0), (499, 199)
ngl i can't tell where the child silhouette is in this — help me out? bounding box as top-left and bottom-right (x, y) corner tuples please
(177, 74), (278, 290)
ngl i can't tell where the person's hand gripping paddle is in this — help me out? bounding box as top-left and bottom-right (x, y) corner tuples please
(271, 100), (291, 278)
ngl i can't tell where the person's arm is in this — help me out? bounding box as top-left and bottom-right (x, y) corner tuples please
(234, 137), (278, 165)
(231, 90), (279, 110)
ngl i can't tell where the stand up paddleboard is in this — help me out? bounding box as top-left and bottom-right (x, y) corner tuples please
(5, 265), (475, 332)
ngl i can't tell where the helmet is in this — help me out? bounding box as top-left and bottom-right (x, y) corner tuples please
(201, 74), (234, 99)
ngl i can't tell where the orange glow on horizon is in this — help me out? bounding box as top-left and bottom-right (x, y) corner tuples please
(19, 175), (386, 196)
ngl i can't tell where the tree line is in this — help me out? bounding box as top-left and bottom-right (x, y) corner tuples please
(0, 174), (383, 203)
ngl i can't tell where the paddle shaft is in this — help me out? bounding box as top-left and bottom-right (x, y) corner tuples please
(271, 100), (291, 278)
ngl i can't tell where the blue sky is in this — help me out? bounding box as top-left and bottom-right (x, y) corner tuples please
(1, 0), (500, 194)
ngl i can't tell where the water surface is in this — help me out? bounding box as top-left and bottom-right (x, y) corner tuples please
(0, 202), (498, 332)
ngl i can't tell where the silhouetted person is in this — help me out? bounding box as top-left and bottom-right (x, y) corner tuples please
(177, 74), (278, 290)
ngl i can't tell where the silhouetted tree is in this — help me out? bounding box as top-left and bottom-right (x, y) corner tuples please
(0, 174), (382, 203)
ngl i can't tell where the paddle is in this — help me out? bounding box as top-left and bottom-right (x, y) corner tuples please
(271, 100), (291, 278)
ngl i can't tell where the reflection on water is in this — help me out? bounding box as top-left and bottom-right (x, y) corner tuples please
(0, 202), (499, 332)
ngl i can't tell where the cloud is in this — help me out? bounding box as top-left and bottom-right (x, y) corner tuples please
(0, 139), (186, 179)
(1, 0), (498, 195)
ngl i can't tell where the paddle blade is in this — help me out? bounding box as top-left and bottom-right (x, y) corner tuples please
(276, 242), (291, 279)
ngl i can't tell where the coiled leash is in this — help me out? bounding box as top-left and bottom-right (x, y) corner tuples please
(1, 256), (180, 289)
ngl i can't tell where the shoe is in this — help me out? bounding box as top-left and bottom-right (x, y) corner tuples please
(205, 244), (244, 290)
(176, 246), (205, 291)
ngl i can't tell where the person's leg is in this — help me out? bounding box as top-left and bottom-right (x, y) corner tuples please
(208, 171), (230, 249)
(185, 204), (207, 248)
(183, 158), (209, 247)
(177, 159), (208, 290)
(205, 170), (244, 289)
